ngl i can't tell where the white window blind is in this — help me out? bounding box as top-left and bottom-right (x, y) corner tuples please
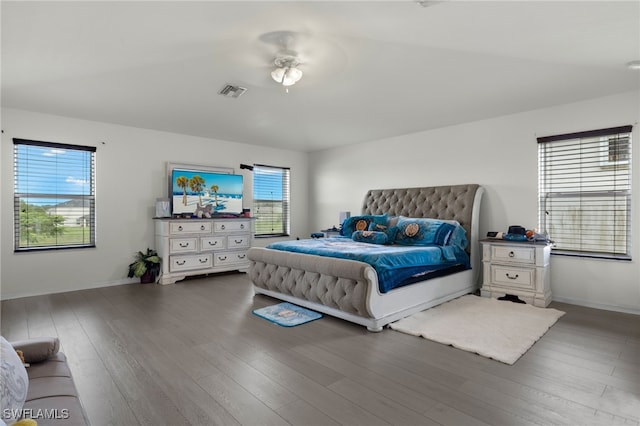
(537, 125), (632, 259)
(14, 139), (96, 251)
(252, 164), (290, 237)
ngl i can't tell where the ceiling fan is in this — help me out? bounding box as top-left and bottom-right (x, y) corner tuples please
(236, 30), (347, 90)
(261, 31), (305, 88)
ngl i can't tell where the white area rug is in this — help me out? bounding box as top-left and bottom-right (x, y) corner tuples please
(389, 295), (565, 364)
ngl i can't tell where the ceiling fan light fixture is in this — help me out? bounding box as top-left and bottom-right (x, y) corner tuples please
(282, 67), (302, 86)
(271, 67), (286, 83)
(271, 54), (303, 87)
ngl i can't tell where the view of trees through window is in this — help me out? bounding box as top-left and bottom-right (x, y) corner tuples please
(14, 139), (96, 250)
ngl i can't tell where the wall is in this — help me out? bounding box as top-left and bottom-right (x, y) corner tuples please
(308, 90), (640, 314)
(1, 108), (309, 299)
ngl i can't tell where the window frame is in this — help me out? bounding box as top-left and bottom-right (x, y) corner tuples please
(13, 138), (97, 252)
(252, 164), (290, 238)
(537, 125), (632, 260)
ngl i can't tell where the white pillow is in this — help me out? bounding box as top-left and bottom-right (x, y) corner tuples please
(0, 336), (28, 425)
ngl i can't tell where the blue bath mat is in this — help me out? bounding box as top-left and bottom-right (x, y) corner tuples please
(253, 302), (322, 327)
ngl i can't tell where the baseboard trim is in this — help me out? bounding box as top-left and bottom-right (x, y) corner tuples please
(0, 279), (138, 301)
(552, 296), (640, 316)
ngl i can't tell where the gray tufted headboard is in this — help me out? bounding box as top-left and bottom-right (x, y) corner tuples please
(361, 184), (482, 255)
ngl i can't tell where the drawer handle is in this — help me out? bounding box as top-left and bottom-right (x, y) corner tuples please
(238, 254), (246, 259)
(218, 256), (227, 261)
(506, 273), (519, 280)
(200, 225), (206, 231)
(208, 241), (218, 246)
(234, 239), (243, 244)
(179, 242), (189, 248)
(199, 258), (208, 264)
(240, 224), (245, 229)
(176, 260), (186, 266)
(221, 224), (226, 230)
(508, 251), (515, 258)
(177, 225), (183, 231)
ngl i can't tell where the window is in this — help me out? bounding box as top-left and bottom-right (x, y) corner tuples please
(252, 164), (290, 237)
(537, 126), (632, 259)
(14, 139), (96, 251)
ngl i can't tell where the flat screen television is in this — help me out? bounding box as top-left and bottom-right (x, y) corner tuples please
(170, 167), (243, 216)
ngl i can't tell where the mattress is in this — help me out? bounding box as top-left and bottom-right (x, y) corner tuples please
(266, 237), (470, 293)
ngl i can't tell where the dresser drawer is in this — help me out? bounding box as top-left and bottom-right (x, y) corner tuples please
(491, 245), (535, 264)
(170, 221), (212, 234)
(200, 236), (226, 250)
(213, 250), (249, 266)
(227, 235), (250, 249)
(214, 221), (249, 233)
(490, 265), (535, 290)
(170, 254), (212, 272)
(169, 238), (198, 254)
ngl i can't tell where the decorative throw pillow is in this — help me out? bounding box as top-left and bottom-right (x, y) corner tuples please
(352, 230), (389, 245)
(368, 219), (398, 242)
(341, 214), (387, 236)
(393, 217), (457, 246)
(9, 337), (59, 364)
(1, 336), (28, 425)
(446, 223), (468, 251)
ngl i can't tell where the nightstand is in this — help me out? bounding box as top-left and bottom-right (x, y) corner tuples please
(321, 228), (341, 237)
(480, 239), (552, 307)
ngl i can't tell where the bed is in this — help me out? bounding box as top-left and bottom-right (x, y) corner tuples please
(248, 184), (484, 331)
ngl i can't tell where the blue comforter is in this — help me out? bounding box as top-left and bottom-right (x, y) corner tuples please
(266, 237), (470, 293)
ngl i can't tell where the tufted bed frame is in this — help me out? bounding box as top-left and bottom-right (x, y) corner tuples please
(248, 184), (484, 331)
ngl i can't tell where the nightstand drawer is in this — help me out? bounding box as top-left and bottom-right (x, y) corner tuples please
(490, 265), (535, 290)
(491, 245), (535, 264)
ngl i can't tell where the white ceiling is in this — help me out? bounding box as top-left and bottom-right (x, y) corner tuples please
(2, 1), (639, 152)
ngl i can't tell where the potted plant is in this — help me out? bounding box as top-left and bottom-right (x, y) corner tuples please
(127, 248), (161, 283)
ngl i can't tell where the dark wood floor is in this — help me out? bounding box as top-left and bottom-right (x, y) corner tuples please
(2, 272), (639, 426)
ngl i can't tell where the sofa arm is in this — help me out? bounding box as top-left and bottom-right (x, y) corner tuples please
(11, 337), (60, 363)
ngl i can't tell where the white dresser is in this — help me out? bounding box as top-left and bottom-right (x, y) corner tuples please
(480, 239), (552, 307)
(155, 218), (253, 284)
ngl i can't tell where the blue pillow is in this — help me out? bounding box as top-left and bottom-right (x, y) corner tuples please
(393, 217), (457, 246)
(368, 220), (398, 242)
(352, 230), (389, 245)
(446, 223), (468, 251)
(341, 214), (387, 236)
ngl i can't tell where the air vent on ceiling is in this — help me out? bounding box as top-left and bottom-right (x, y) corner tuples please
(218, 84), (247, 99)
